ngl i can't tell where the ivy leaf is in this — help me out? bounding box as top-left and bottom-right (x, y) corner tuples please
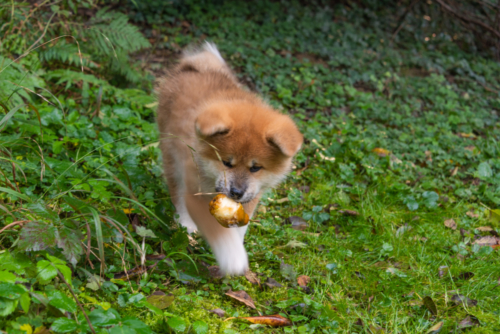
(18, 222), (58, 252)
(422, 191), (439, 209)
(403, 196), (419, 211)
(192, 320), (209, 334)
(50, 318), (78, 333)
(47, 290), (77, 313)
(167, 316), (188, 332)
(477, 162), (493, 179)
(122, 318), (153, 334)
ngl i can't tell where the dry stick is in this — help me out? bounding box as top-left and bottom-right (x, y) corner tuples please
(391, 0), (422, 41)
(0, 220), (28, 234)
(56, 270), (96, 334)
(496, 0), (500, 61)
(435, 0), (500, 39)
(84, 222), (94, 269)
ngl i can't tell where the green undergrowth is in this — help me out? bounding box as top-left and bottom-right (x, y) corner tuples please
(1, 0), (500, 333)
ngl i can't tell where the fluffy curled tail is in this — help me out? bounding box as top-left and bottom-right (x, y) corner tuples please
(179, 42), (230, 74)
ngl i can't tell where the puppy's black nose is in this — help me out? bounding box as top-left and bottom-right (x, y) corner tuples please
(229, 186), (244, 200)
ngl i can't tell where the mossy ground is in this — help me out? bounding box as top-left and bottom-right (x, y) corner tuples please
(1, 1), (500, 333)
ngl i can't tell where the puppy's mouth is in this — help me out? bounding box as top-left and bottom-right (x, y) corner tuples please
(215, 188), (253, 204)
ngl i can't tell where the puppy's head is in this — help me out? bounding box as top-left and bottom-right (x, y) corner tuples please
(195, 100), (302, 203)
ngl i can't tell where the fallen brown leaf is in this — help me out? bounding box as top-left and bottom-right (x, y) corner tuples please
(450, 294), (477, 307)
(114, 263), (157, 280)
(298, 185), (310, 193)
(473, 235), (500, 247)
(146, 254), (166, 261)
(444, 219), (457, 230)
(297, 275), (310, 287)
(286, 216), (309, 231)
(264, 277), (282, 289)
(245, 271), (261, 286)
(208, 308), (225, 318)
(237, 314), (292, 327)
(208, 266), (223, 279)
(476, 226), (493, 232)
(426, 321), (443, 333)
(458, 315), (480, 329)
(372, 147), (390, 157)
(225, 289), (256, 309)
(338, 210), (359, 216)
(466, 211), (479, 218)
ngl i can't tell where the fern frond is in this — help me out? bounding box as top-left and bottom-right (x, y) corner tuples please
(39, 42), (98, 69)
(84, 9), (151, 56)
(43, 69), (108, 89)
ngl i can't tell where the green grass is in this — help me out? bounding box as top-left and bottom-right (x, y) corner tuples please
(1, 0), (500, 333)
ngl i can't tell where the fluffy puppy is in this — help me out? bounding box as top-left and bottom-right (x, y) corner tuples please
(157, 43), (303, 275)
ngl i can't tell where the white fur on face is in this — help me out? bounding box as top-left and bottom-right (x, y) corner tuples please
(199, 161), (289, 203)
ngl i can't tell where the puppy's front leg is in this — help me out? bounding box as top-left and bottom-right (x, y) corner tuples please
(185, 194), (249, 275)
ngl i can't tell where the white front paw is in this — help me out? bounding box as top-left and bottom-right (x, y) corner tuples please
(211, 236), (248, 276)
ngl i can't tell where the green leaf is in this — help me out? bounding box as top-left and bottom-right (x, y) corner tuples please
(422, 191), (439, 209)
(167, 316), (187, 332)
(89, 308), (120, 326)
(109, 325), (136, 334)
(57, 227), (84, 267)
(122, 318), (152, 334)
(146, 293), (174, 310)
(48, 290), (77, 313)
(46, 254), (66, 266)
(88, 207), (105, 270)
(489, 209), (500, 225)
(0, 270), (18, 283)
(25, 202), (59, 221)
(326, 263), (338, 274)
(0, 186), (32, 202)
(135, 226), (157, 238)
(56, 264), (73, 287)
(404, 196), (419, 211)
(477, 162), (493, 179)
(139, 301), (163, 316)
(18, 222), (58, 252)
(51, 318), (78, 333)
(0, 251), (32, 274)
(192, 320), (209, 334)
(0, 297), (18, 316)
(20, 292), (31, 313)
(0, 282), (27, 299)
(36, 260), (58, 284)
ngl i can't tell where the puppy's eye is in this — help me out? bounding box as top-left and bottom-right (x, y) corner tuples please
(222, 160), (233, 168)
(249, 166), (262, 173)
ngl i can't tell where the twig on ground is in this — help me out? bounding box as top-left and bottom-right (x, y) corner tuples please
(0, 220), (28, 234)
(56, 269), (96, 334)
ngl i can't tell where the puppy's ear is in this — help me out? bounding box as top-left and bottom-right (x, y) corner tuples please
(266, 116), (303, 157)
(195, 108), (233, 137)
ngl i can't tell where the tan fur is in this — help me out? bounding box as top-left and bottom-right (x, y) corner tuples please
(156, 43), (303, 275)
